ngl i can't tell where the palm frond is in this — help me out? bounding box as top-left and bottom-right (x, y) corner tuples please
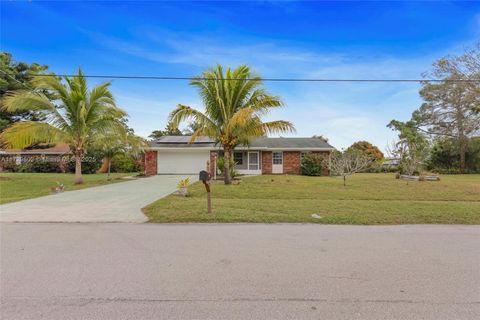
(0, 121), (66, 149)
(1, 90), (53, 113)
(175, 65), (295, 150)
(226, 107), (255, 132)
(261, 120), (296, 135)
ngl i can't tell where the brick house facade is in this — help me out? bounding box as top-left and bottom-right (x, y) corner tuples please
(144, 150), (158, 176)
(205, 150), (330, 177)
(145, 136), (335, 176)
(261, 151), (272, 174)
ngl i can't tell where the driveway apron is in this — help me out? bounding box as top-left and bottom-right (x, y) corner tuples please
(0, 175), (194, 222)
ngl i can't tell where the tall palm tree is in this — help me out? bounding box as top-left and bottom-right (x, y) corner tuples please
(170, 65), (295, 184)
(0, 69), (127, 184)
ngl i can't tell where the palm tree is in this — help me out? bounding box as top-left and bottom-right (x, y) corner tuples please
(0, 69), (127, 184)
(170, 65), (295, 184)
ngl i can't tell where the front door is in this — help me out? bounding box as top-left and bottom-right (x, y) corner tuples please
(272, 151), (283, 174)
(248, 151), (259, 171)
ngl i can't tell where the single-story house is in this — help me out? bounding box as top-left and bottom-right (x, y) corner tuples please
(0, 143), (71, 171)
(144, 136), (335, 176)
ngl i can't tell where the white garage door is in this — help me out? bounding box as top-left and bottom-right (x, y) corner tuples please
(157, 150), (210, 174)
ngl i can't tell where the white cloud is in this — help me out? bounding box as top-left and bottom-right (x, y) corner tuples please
(81, 27), (477, 150)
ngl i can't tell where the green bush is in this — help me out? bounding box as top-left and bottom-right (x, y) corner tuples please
(301, 153), (327, 176)
(111, 154), (141, 173)
(384, 166), (399, 173)
(217, 156), (237, 177)
(432, 168), (479, 174)
(1, 157), (19, 172)
(66, 149), (103, 174)
(27, 158), (62, 173)
(0, 156), (62, 173)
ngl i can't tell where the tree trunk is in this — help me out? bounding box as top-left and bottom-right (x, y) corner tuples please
(457, 111), (467, 172)
(343, 175), (346, 186)
(74, 155), (83, 184)
(97, 158), (110, 173)
(107, 158), (111, 180)
(223, 146), (232, 185)
(459, 138), (467, 172)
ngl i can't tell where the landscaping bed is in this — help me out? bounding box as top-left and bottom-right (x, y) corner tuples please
(143, 173), (480, 224)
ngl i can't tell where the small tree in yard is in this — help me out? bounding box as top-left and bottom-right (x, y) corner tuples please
(217, 155), (237, 179)
(387, 120), (430, 176)
(328, 150), (373, 186)
(95, 131), (145, 180)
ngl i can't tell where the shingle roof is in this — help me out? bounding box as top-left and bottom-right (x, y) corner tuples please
(149, 136), (334, 150)
(1, 143), (71, 155)
(154, 136), (215, 144)
(248, 137), (334, 149)
(149, 136), (216, 148)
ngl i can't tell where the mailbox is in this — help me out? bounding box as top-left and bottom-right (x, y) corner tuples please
(199, 170), (210, 182)
(199, 170), (212, 213)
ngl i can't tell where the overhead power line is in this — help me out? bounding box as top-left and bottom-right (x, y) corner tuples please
(0, 69), (35, 90)
(23, 73), (480, 83)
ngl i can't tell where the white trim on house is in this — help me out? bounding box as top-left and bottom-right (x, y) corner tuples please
(148, 147), (334, 152)
(232, 147), (334, 151)
(237, 151), (262, 175)
(248, 151), (260, 170)
(148, 147), (213, 151)
(259, 147), (334, 151)
(272, 151), (283, 174)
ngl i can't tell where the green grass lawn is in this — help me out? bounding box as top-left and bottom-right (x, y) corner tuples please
(0, 172), (137, 204)
(144, 173), (480, 224)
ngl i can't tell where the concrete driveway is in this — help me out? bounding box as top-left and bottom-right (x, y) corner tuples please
(0, 175), (194, 222)
(1, 224), (479, 320)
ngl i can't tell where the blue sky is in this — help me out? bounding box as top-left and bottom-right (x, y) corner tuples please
(2, 1), (479, 151)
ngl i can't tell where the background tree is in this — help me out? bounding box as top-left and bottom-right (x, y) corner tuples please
(412, 42), (480, 171)
(182, 121), (202, 135)
(169, 64), (295, 184)
(148, 120), (182, 139)
(387, 120), (430, 175)
(327, 150), (373, 186)
(0, 69), (127, 184)
(427, 136), (480, 172)
(0, 52), (50, 132)
(348, 140), (384, 162)
(95, 129), (145, 179)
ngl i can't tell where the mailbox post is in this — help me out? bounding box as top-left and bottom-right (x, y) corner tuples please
(199, 170), (212, 213)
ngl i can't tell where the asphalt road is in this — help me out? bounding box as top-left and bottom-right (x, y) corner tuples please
(1, 223), (479, 320)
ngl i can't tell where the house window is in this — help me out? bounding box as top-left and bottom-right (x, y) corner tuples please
(233, 152), (243, 165)
(272, 151), (283, 165)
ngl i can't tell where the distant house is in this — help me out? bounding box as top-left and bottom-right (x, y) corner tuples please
(143, 136), (335, 176)
(0, 143), (71, 171)
(382, 158), (400, 170)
